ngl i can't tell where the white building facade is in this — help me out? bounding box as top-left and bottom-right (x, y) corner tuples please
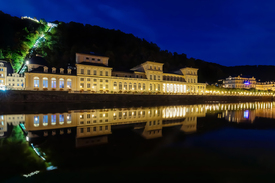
(6, 73), (25, 90)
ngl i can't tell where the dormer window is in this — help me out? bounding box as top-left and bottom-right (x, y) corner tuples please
(97, 59), (101, 61)
(44, 66), (48, 73)
(92, 58), (95, 61)
(86, 57), (89, 60)
(52, 67), (56, 73)
(68, 69), (71, 74)
(60, 68), (64, 74)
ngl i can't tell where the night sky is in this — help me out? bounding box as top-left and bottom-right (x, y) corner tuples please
(1, 0), (275, 66)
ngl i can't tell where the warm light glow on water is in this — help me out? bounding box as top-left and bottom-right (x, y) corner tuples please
(2, 102), (275, 181)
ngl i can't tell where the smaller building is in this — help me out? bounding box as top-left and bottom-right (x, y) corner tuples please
(0, 60), (14, 90)
(256, 81), (275, 91)
(223, 75), (256, 89)
(6, 73), (25, 90)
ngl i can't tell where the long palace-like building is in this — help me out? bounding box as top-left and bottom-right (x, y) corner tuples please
(25, 53), (206, 94)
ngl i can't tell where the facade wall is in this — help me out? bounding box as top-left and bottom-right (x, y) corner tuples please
(24, 105), (206, 140)
(25, 53), (206, 94)
(25, 72), (77, 91)
(223, 75), (256, 89)
(6, 73), (25, 90)
(0, 62), (6, 90)
(256, 82), (275, 91)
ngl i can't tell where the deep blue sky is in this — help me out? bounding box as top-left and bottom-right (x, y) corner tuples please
(1, 0), (275, 66)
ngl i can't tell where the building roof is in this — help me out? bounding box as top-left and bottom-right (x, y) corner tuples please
(228, 74), (255, 79)
(29, 56), (48, 66)
(76, 62), (111, 68)
(28, 66), (77, 75)
(77, 52), (109, 58)
(0, 60), (14, 74)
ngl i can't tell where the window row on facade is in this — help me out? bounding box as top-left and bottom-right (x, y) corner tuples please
(33, 114), (71, 127)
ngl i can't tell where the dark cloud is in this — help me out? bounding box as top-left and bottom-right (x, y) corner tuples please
(1, 0), (275, 66)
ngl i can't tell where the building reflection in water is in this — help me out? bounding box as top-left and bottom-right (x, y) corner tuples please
(1, 102), (275, 146)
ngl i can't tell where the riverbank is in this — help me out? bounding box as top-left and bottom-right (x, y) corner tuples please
(0, 90), (272, 114)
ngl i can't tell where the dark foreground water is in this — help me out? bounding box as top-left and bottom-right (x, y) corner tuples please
(2, 102), (275, 183)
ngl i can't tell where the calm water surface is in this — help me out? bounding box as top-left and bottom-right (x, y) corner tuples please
(2, 102), (275, 183)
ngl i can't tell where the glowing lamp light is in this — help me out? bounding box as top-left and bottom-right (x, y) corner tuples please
(35, 117), (38, 121)
(103, 114), (105, 117)
(26, 60), (29, 65)
(26, 136), (29, 141)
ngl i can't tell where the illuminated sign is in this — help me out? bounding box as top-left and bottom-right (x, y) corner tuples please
(244, 80), (250, 85)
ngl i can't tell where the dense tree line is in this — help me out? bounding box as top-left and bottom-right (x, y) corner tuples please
(0, 11), (48, 71)
(1, 11), (275, 83)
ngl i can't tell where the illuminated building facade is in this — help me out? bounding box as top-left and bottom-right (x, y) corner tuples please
(25, 53), (206, 94)
(6, 73), (25, 90)
(0, 61), (6, 90)
(223, 75), (256, 89)
(256, 81), (275, 91)
(23, 105), (206, 146)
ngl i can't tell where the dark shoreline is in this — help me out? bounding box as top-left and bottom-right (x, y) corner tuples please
(0, 90), (273, 114)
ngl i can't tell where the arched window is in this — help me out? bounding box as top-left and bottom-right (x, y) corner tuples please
(134, 83), (137, 90)
(51, 78), (56, 88)
(59, 114), (64, 125)
(67, 114), (71, 124)
(143, 83), (145, 90)
(129, 83), (132, 90)
(119, 82), (122, 90)
(67, 79), (72, 89)
(124, 82), (127, 90)
(43, 77), (48, 88)
(158, 84), (160, 91)
(34, 77), (39, 87)
(150, 84), (152, 91)
(138, 83), (141, 90)
(60, 78), (64, 88)
(34, 116), (39, 127)
(51, 115), (56, 125)
(43, 115), (48, 126)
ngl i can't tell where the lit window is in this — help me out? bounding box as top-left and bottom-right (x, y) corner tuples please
(59, 78), (64, 88)
(51, 78), (56, 88)
(51, 115), (56, 125)
(81, 69), (84, 74)
(59, 114), (64, 124)
(43, 115), (48, 126)
(67, 114), (71, 123)
(67, 79), (72, 89)
(34, 77), (39, 87)
(34, 116), (39, 127)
